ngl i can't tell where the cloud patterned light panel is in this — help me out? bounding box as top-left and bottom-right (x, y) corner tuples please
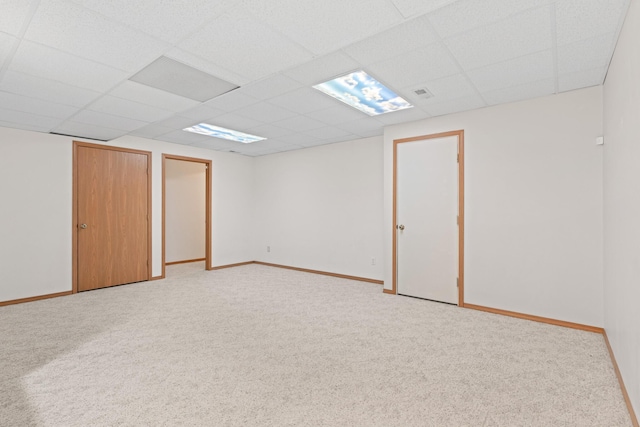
(313, 71), (413, 116)
(183, 123), (266, 143)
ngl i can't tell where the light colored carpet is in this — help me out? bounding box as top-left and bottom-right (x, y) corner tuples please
(0, 262), (632, 426)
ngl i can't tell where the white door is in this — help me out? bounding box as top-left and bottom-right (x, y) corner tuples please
(396, 135), (459, 304)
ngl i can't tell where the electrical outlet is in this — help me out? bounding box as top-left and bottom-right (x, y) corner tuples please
(371, 257), (376, 265)
(267, 246), (270, 252)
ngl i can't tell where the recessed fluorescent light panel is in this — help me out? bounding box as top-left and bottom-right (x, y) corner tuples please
(183, 123), (266, 144)
(313, 71), (413, 116)
(130, 56), (239, 102)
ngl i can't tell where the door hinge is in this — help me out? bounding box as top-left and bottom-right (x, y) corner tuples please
(457, 216), (459, 225)
(457, 153), (460, 163)
(457, 278), (459, 287)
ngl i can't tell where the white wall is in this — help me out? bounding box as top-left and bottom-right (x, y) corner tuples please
(603, 0), (640, 416)
(384, 87), (604, 327)
(253, 137), (384, 281)
(165, 159), (206, 263)
(0, 127), (254, 303)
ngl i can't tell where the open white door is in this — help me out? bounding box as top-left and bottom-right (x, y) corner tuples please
(396, 135), (459, 304)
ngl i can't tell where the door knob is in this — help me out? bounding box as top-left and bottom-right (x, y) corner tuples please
(397, 224), (405, 230)
(80, 224), (87, 229)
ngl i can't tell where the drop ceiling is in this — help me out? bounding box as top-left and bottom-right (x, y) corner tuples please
(0, 0), (630, 156)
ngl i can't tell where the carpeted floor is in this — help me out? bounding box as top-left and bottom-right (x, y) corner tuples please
(0, 262), (632, 426)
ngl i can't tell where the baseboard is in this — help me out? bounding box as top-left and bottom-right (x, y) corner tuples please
(253, 261), (384, 285)
(150, 275), (164, 281)
(209, 261), (255, 270)
(0, 291), (73, 307)
(464, 303), (604, 334)
(604, 331), (639, 427)
(165, 258), (206, 266)
(383, 288), (395, 294)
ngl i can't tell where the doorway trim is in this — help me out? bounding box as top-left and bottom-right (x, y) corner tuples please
(391, 130), (465, 307)
(162, 154), (213, 278)
(72, 141), (153, 294)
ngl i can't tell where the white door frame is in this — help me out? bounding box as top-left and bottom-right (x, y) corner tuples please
(390, 130), (465, 306)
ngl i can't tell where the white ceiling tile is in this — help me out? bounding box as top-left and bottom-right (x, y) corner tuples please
(428, 0), (553, 38)
(0, 33), (17, 67)
(235, 102), (296, 123)
(0, 0), (33, 36)
(10, 41), (129, 92)
(336, 117), (385, 135)
(0, 91), (79, 119)
(68, 0), (228, 44)
(311, 105), (370, 125)
(273, 115), (326, 132)
(270, 88), (339, 114)
(283, 52), (360, 86)
(374, 107), (430, 125)
(0, 120), (53, 133)
(0, 107), (63, 130)
(482, 78), (555, 106)
(178, 105), (227, 122)
(244, 123), (294, 139)
(204, 91), (259, 112)
(155, 115), (200, 129)
(558, 66), (606, 93)
(189, 138), (243, 151)
(241, 149), (281, 157)
(178, 7), (313, 81)
(390, 0), (456, 18)
(556, 0), (630, 46)
(25, 0), (170, 73)
(72, 109), (148, 131)
(275, 144), (306, 153)
(423, 94), (486, 117)
(467, 49), (554, 93)
(53, 121), (128, 140)
(244, 0), (404, 55)
(276, 133), (322, 146)
(89, 95), (174, 123)
(444, 6), (552, 71)
(24, 0), (170, 73)
(236, 74), (303, 100)
(155, 129), (210, 145)
(0, 70), (102, 107)
(109, 81), (200, 113)
(343, 14), (439, 66)
(238, 139), (290, 152)
(303, 126), (351, 140)
(129, 124), (174, 139)
(401, 74), (478, 106)
(210, 113), (264, 131)
(165, 49), (249, 86)
(368, 43), (459, 88)
(557, 32), (616, 75)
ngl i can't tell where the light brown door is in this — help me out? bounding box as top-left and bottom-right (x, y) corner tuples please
(77, 145), (149, 291)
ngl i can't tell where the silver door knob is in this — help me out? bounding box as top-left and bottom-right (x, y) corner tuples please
(397, 224), (405, 230)
(80, 224), (87, 229)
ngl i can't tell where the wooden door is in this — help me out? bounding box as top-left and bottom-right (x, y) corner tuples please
(396, 135), (459, 304)
(76, 144), (150, 291)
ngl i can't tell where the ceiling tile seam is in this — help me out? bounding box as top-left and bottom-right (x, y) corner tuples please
(550, 4), (560, 94)
(54, 118), (127, 135)
(431, 2), (557, 41)
(0, 0), (41, 82)
(602, 0), (633, 85)
(426, 24), (488, 108)
(387, 0), (406, 19)
(238, 7), (318, 58)
(65, 0), (225, 48)
(0, 90), (78, 119)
